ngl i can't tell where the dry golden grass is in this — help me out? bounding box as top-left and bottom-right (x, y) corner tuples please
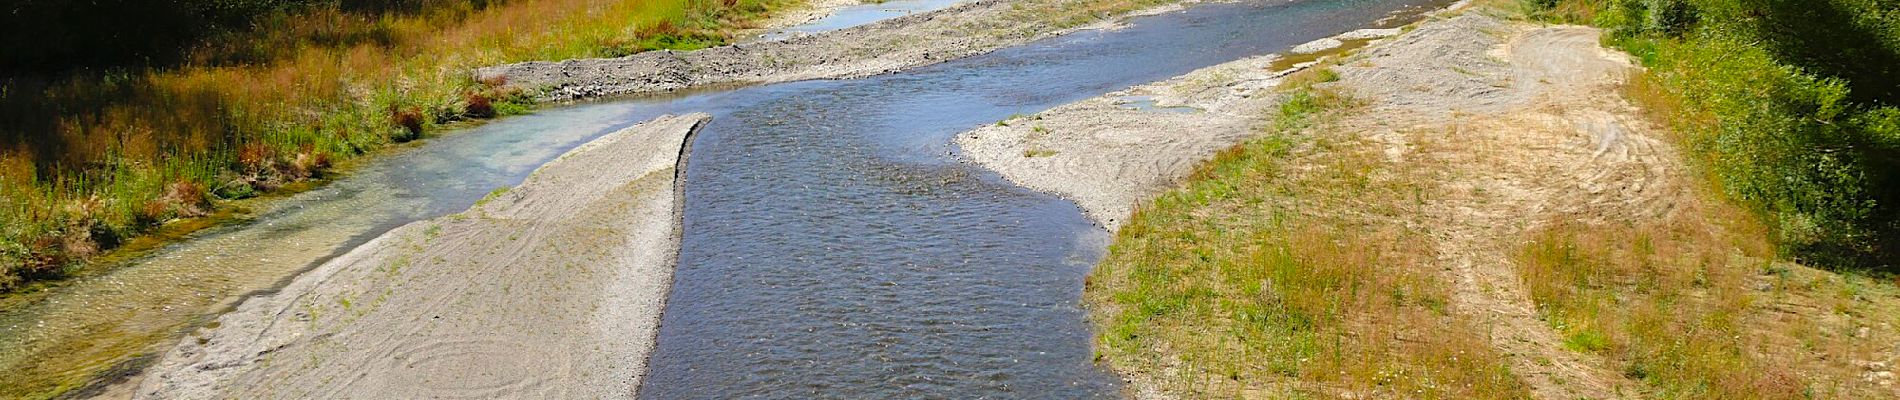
(1508, 73), (1900, 400)
(1514, 191), (1900, 398)
(0, 0), (796, 292)
(1088, 84), (1531, 399)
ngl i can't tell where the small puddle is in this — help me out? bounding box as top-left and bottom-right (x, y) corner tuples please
(756, 0), (967, 41)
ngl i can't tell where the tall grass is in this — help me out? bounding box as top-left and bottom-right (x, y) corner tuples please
(1089, 81), (1529, 398)
(0, 0), (795, 291)
(1515, 206), (1802, 398)
(1505, 3), (1900, 395)
(1513, 173), (1900, 398)
(1522, 0), (1900, 271)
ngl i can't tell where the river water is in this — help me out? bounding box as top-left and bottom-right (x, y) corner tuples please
(644, 0), (1441, 397)
(0, 0), (1440, 397)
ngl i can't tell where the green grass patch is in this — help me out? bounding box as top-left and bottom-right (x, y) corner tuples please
(0, 0), (799, 293)
(1515, 212), (1815, 398)
(1088, 85), (1528, 398)
(1527, 0), (1900, 272)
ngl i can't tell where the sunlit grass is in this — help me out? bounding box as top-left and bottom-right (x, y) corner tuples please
(0, 0), (796, 292)
(1511, 183), (1900, 398)
(1088, 81), (1530, 398)
(1525, 0), (1900, 273)
(1508, 64), (1900, 400)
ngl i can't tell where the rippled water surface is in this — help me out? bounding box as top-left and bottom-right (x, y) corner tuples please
(646, 0), (1443, 397)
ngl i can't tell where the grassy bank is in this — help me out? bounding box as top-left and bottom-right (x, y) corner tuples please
(1091, 1), (1900, 397)
(1497, 2), (1900, 396)
(0, 0), (797, 292)
(1514, 194), (1900, 398)
(1088, 74), (1530, 398)
(1523, 0), (1900, 271)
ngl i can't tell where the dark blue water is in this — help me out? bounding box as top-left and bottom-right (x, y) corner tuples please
(636, 0), (1443, 398)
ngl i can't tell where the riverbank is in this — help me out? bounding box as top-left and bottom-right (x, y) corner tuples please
(479, 0), (1205, 101)
(954, 24), (1396, 231)
(960, 3), (1900, 398)
(0, 0), (809, 297)
(949, 0), (1435, 231)
(128, 113), (707, 399)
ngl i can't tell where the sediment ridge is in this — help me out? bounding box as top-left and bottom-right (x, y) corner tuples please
(132, 114), (709, 399)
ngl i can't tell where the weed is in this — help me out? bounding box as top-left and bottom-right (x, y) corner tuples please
(475, 186), (511, 207)
(1089, 85), (1527, 398)
(463, 92), (497, 119)
(391, 107), (426, 142)
(1540, 0), (1900, 271)
(1022, 149), (1058, 157)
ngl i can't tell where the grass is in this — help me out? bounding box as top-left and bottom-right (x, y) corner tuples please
(1088, 77), (1530, 398)
(1513, 181), (1900, 398)
(1514, 203), (1795, 398)
(1267, 39), (1375, 72)
(1501, 3), (1900, 395)
(1523, 0), (1900, 271)
(1094, 2), (1900, 397)
(0, 0), (800, 293)
(1022, 149), (1059, 158)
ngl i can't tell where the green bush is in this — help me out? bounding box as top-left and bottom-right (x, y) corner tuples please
(1540, 0), (1900, 269)
(1600, 0), (1698, 37)
(1568, 0), (1900, 269)
(1645, 0), (1698, 36)
(1523, 0), (1564, 12)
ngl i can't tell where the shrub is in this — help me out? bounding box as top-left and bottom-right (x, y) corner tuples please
(161, 180), (211, 218)
(1524, 0), (1564, 11)
(391, 107), (426, 142)
(1644, 0), (1697, 36)
(236, 142), (277, 175)
(463, 92), (496, 119)
(1603, 0), (1698, 37)
(1573, 0), (1900, 269)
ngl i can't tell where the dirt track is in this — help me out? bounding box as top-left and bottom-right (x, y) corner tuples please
(131, 114), (708, 399)
(1330, 15), (1653, 399)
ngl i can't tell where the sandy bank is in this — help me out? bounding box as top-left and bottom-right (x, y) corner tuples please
(132, 114), (709, 399)
(478, 0), (1199, 101)
(955, 56), (1284, 231)
(952, 24), (1415, 231)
